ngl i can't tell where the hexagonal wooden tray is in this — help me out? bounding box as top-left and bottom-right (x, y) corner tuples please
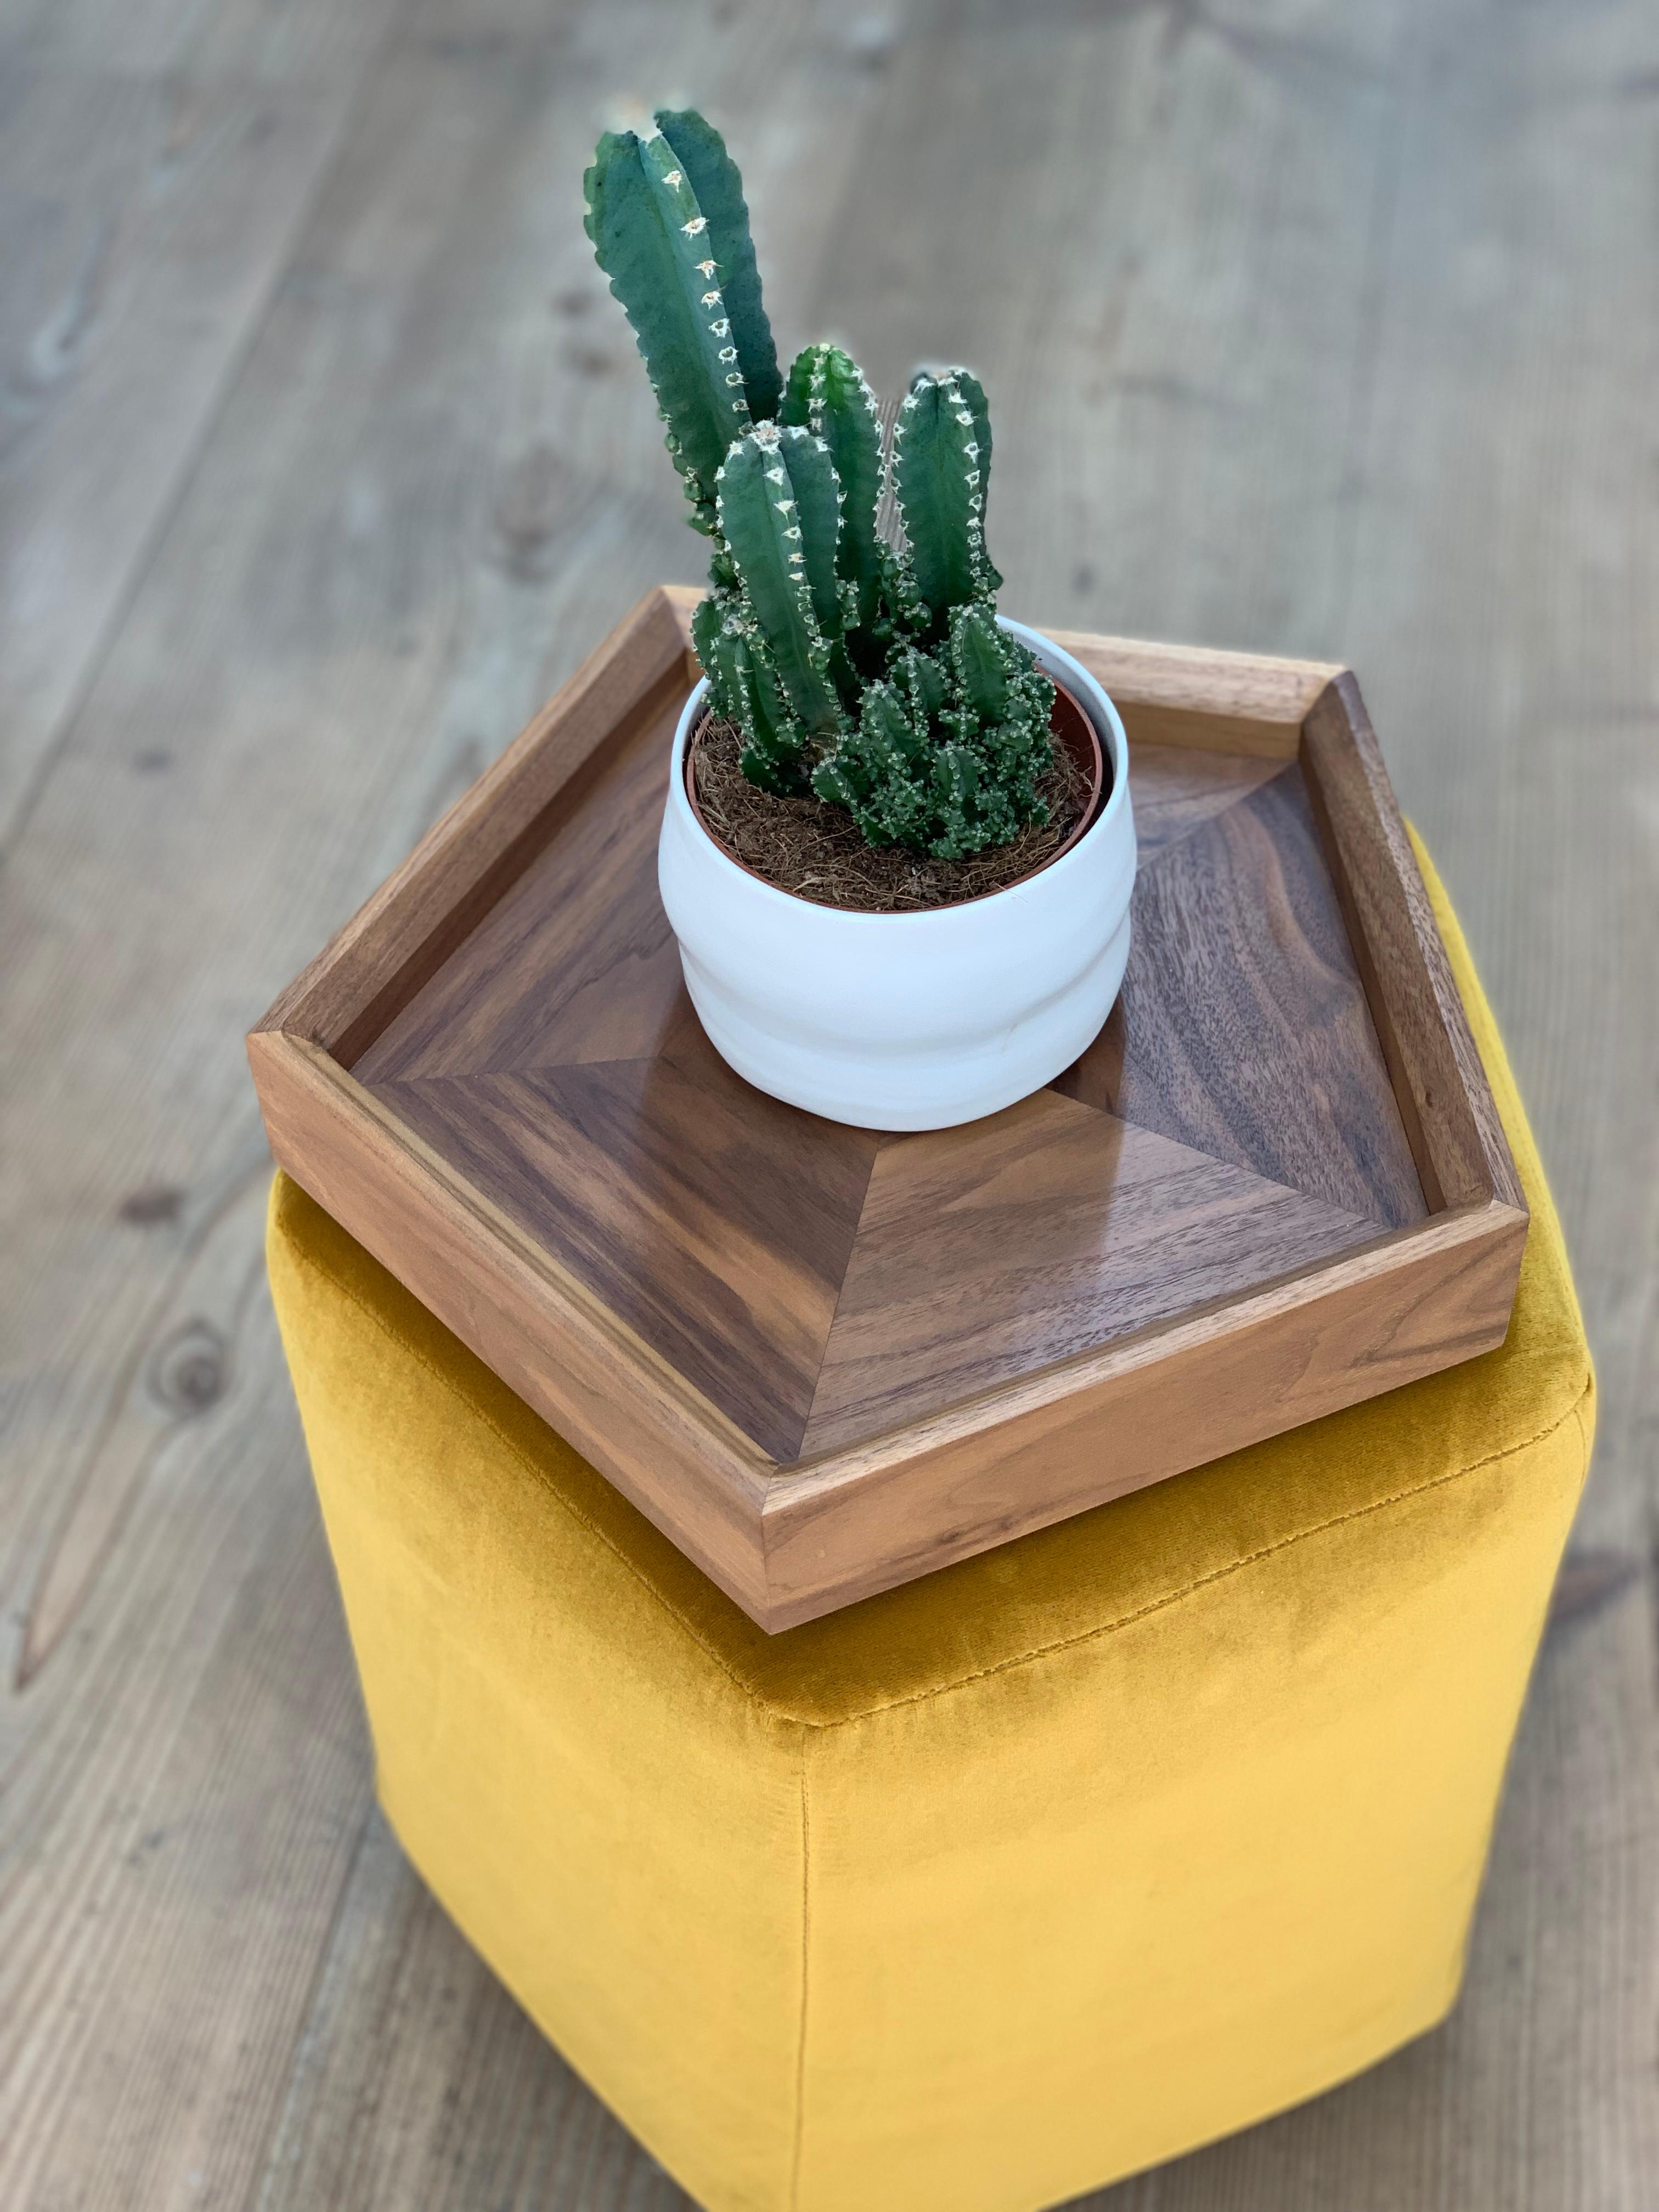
(250, 586), (1526, 1632)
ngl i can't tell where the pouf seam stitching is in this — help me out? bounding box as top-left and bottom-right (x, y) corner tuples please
(283, 1234), (1591, 1729)
(829, 1374), (1594, 1728)
(791, 1743), (811, 2212)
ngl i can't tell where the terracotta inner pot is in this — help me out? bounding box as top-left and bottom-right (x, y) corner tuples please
(684, 676), (1109, 909)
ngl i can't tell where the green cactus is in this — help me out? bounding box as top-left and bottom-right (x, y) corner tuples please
(716, 424), (846, 742)
(589, 106), (1071, 866)
(689, 590), (753, 737)
(811, 609), (1054, 860)
(948, 597), (1014, 724)
(940, 603), (1056, 834)
(652, 110), (780, 420)
(812, 681), (934, 848)
(692, 592), (811, 794)
(894, 640), (949, 725)
(781, 343), (888, 631)
(891, 369), (1002, 624)
(584, 110), (778, 533)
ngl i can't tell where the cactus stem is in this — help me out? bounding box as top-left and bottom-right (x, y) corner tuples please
(592, 108), (1046, 861)
(586, 110), (781, 520)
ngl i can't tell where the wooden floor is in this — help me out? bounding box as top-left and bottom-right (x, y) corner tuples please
(2, 0), (1655, 2203)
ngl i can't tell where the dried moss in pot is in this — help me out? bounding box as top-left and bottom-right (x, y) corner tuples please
(686, 682), (1104, 915)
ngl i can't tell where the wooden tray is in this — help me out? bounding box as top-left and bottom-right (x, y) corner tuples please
(250, 587), (1527, 1632)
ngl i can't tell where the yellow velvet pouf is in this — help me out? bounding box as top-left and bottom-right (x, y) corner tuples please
(267, 842), (1593, 2212)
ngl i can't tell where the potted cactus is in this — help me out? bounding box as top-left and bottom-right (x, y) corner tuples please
(586, 109), (1136, 1131)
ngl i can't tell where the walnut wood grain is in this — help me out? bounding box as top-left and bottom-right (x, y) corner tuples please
(374, 1053), (878, 1462)
(353, 690), (689, 1084)
(348, 640), (1412, 1462)
(1127, 741), (1286, 857)
(245, 599), (1530, 1632)
(798, 1092), (1383, 1457)
(1056, 760), (1428, 1229)
(1047, 629), (1344, 759)
(1301, 675), (1527, 1217)
(763, 1197), (1530, 1628)
(246, 1029), (777, 1620)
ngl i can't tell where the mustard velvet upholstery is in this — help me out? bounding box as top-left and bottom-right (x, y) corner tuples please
(267, 839), (1593, 2212)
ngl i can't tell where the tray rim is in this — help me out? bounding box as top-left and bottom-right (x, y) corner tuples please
(250, 585), (1528, 1631)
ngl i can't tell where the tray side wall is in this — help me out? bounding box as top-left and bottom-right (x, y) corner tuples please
(760, 1200), (1527, 1628)
(1300, 675), (1527, 1218)
(256, 587), (697, 1066)
(248, 1030), (777, 1620)
(1046, 628), (1340, 758)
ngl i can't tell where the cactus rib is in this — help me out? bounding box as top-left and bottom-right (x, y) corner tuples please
(716, 424), (845, 737)
(585, 116), (777, 529)
(893, 368), (1003, 620)
(782, 343), (887, 629)
(652, 109), (780, 424)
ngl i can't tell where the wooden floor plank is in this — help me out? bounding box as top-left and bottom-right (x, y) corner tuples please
(0, 0), (405, 843)
(2, 0), (1655, 2203)
(0, 1188), (374, 2210)
(252, 1810), (686, 2212)
(0, 6), (911, 2207)
(1075, 1), (1659, 2206)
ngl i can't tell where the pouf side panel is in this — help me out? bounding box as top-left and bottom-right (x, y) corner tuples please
(797, 1390), (1590, 2212)
(733, 832), (1593, 1724)
(267, 1183), (806, 2212)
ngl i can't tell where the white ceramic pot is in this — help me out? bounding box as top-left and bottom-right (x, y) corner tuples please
(657, 619), (1136, 1131)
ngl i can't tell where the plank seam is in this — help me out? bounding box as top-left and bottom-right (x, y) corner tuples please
(0, 0), (410, 867)
(248, 1799), (381, 2205)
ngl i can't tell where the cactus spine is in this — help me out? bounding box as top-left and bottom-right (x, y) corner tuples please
(651, 109), (780, 423)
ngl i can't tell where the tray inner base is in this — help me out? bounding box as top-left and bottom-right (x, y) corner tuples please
(352, 714), (1427, 1465)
